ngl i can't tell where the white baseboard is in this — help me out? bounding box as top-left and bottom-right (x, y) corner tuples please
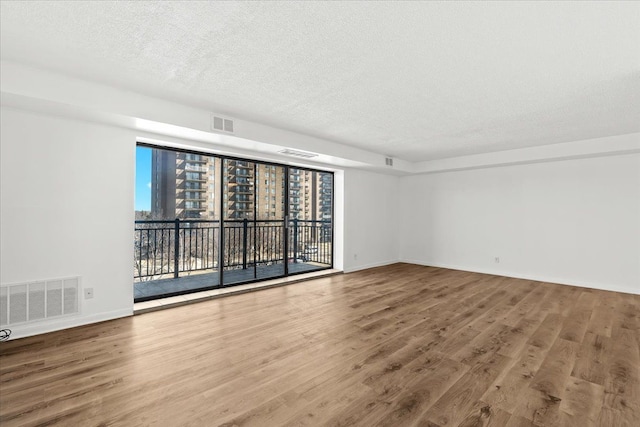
(401, 259), (640, 296)
(344, 259), (400, 274)
(4, 308), (133, 341)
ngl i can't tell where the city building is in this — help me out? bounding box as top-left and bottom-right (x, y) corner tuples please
(151, 150), (218, 219)
(151, 154), (332, 222)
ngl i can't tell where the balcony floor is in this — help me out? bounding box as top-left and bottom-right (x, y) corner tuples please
(134, 262), (327, 301)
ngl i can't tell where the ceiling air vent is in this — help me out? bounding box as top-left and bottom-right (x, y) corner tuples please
(385, 157), (394, 167)
(211, 114), (235, 134)
(278, 149), (319, 159)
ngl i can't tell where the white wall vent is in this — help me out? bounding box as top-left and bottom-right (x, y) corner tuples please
(385, 157), (394, 167)
(0, 277), (81, 327)
(211, 114), (235, 134)
(278, 149), (319, 159)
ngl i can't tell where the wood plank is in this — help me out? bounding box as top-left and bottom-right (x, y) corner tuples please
(418, 354), (512, 427)
(558, 291), (597, 343)
(509, 336), (580, 425)
(586, 291), (617, 337)
(481, 343), (554, 414)
(511, 387), (564, 427)
(505, 414), (537, 427)
(456, 400), (512, 427)
(558, 376), (604, 427)
(601, 325), (640, 425)
(331, 356), (467, 427)
(531, 337), (580, 395)
(570, 332), (610, 386)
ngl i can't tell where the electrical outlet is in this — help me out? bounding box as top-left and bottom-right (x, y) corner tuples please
(84, 288), (94, 299)
(495, 257), (500, 263)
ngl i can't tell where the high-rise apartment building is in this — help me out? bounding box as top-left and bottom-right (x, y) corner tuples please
(151, 150), (218, 219)
(288, 169), (333, 221)
(223, 161), (287, 220)
(151, 150), (332, 222)
(317, 173), (333, 220)
(253, 163), (286, 220)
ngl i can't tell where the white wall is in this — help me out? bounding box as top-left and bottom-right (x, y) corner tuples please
(1, 107), (136, 337)
(399, 153), (640, 294)
(343, 168), (400, 272)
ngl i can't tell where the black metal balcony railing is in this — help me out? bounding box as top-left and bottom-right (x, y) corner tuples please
(134, 218), (332, 281)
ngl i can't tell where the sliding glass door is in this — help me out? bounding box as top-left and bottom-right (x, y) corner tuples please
(134, 147), (222, 300)
(255, 163), (287, 280)
(221, 160), (287, 286)
(133, 143), (333, 302)
(287, 168), (334, 274)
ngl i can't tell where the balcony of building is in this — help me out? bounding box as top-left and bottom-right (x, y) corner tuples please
(184, 163), (208, 172)
(184, 194), (206, 201)
(234, 185), (253, 194)
(184, 175), (207, 182)
(134, 218), (332, 301)
(184, 154), (207, 163)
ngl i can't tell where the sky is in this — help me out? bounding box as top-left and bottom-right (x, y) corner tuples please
(135, 146), (152, 211)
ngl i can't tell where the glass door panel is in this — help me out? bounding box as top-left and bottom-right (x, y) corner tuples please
(222, 159), (256, 286)
(134, 145), (221, 302)
(288, 169), (333, 274)
(255, 164), (286, 280)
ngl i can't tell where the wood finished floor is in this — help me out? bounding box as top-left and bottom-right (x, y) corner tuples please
(1, 263), (639, 427)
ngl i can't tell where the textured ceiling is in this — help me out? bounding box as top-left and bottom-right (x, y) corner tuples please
(1, 1), (639, 161)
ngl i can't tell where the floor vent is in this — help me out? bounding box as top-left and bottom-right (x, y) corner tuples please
(0, 277), (80, 327)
